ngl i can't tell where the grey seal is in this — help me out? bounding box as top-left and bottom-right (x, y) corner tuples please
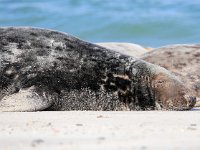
(0, 27), (196, 111)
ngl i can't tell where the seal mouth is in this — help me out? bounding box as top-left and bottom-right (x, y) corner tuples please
(167, 105), (195, 111)
(154, 94), (197, 111)
(163, 96), (196, 111)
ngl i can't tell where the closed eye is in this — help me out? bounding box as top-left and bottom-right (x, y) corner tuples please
(156, 80), (166, 84)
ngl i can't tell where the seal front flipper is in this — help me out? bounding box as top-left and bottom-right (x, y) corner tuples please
(0, 86), (53, 112)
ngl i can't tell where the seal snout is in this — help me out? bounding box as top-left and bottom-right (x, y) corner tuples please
(184, 94), (196, 109)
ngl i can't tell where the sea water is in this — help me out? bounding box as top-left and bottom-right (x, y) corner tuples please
(0, 0), (199, 47)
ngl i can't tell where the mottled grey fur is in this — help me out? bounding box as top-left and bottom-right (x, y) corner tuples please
(0, 27), (196, 111)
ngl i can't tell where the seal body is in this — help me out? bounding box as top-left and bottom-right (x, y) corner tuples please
(0, 27), (196, 111)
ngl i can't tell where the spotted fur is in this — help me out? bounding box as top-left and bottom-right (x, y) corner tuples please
(0, 27), (196, 111)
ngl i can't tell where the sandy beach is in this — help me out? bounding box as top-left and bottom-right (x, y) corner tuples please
(0, 110), (200, 150)
(1, 0), (200, 149)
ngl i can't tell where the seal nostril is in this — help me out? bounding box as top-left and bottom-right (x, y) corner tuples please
(188, 96), (196, 107)
(191, 96), (196, 101)
(183, 94), (196, 108)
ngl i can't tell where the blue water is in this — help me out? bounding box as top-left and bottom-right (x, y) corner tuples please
(0, 0), (200, 47)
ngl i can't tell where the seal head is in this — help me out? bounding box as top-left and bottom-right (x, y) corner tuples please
(149, 65), (196, 110)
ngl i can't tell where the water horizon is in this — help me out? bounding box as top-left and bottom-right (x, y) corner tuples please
(0, 0), (199, 47)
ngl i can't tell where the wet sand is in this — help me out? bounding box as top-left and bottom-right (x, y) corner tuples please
(0, 110), (200, 150)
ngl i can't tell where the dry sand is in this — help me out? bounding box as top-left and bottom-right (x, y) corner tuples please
(0, 110), (200, 150)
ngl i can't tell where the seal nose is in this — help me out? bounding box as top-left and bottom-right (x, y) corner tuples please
(184, 95), (196, 108)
